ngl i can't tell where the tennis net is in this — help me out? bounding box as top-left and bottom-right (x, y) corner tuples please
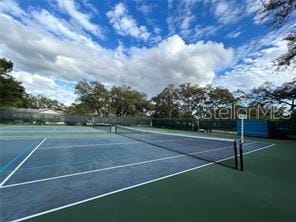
(115, 126), (240, 170)
(93, 123), (112, 133)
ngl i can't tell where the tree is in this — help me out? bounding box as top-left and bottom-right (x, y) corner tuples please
(272, 78), (296, 111)
(65, 103), (91, 114)
(152, 84), (237, 119)
(203, 86), (238, 118)
(0, 58), (27, 107)
(259, 0), (296, 66)
(74, 80), (109, 116)
(177, 83), (207, 118)
(26, 94), (65, 110)
(0, 58), (13, 74)
(110, 86), (149, 116)
(152, 84), (179, 119)
(236, 82), (275, 119)
(237, 80), (296, 120)
(236, 82), (274, 107)
(208, 87), (237, 108)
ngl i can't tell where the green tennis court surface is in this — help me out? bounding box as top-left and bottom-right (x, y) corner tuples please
(0, 125), (295, 222)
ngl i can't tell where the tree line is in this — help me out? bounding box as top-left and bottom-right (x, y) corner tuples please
(1, 0), (295, 119)
(67, 80), (150, 116)
(67, 81), (238, 118)
(1, 57), (295, 121)
(69, 79), (296, 120)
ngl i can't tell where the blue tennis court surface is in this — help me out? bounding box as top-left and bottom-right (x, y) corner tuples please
(0, 125), (274, 222)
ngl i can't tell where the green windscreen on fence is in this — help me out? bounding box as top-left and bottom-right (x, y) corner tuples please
(0, 108), (151, 126)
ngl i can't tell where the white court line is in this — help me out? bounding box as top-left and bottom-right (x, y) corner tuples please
(43, 141), (143, 149)
(52, 127), (57, 132)
(116, 125), (233, 142)
(244, 144), (275, 155)
(0, 138), (47, 187)
(10, 162), (214, 222)
(0, 134), (117, 140)
(1, 144), (233, 189)
(6, 143), (275, 222)
(42, 138), (204, 149)
(0, 130), (103, 133)
(0, 126), (18, 130)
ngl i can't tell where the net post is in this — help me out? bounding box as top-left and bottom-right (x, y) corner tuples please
(234, 140), (238, 169)
(93, 123), (112, 133)
(239, 141), (244, 171)
(115, 125), (118, 134)
(238, 114), (246, 171)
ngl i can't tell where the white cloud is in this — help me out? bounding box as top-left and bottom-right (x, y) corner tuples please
(56, 0), (103, 38)
(12, 71), (76, 105)
(0, 0), (25, 17)
(167, 16), (175, 35)
(214, 27), (296, 91)
(137, 2), (153, 15)
(167, 0), (197, 37)
(106, 3), (150, 41)
(115, 35), (234, 93)
(226, 29), (242, 38)
(4, 0), (293, 107)
(245, 0), (262, 16)
(0, 12), (106, 80)
(230, 23), (293, 68)
(193, 25), (221, 40)
(212, 0), (243, 24)
(180, 15), (195, 31)
(0, 9), (234, 103)
(154, 27), (161, 34)
(215, 63), (296, 92)
(30, 9), (92, 45)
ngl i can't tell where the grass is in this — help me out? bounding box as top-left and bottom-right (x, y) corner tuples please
(30, 138), (296, 222)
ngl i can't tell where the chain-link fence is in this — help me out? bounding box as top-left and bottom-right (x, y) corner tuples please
(198, 119), (237, 132)
(268, 121), (296, 139)
(152, 118), (196, 131)
(0, 109), (152, 126)
(1, 108), (294, 139)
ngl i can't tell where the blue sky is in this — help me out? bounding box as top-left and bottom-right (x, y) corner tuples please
(0, 0), (295, 105)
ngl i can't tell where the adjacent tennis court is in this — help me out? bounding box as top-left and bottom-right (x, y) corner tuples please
(0, 125), (276, 222)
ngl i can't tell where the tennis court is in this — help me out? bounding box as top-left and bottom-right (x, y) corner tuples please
(0, 125), (274, 221)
